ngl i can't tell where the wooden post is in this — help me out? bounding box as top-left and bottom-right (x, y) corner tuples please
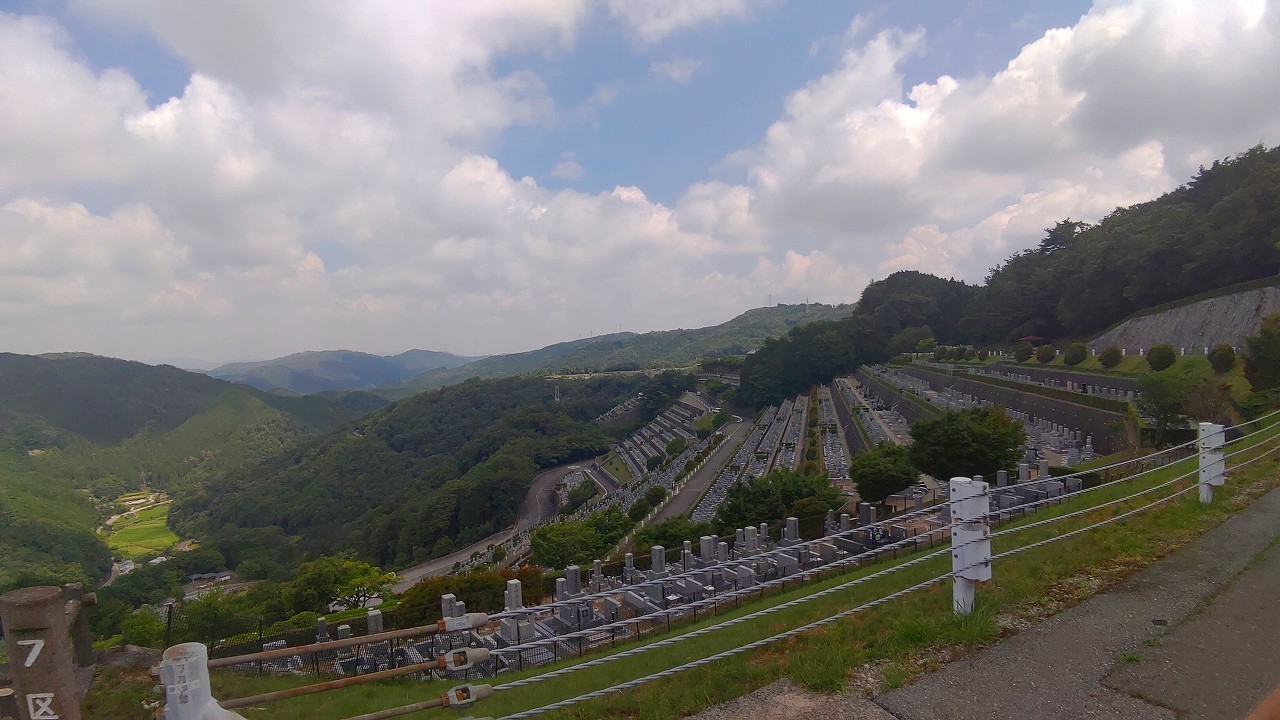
(0, 586), (83, 720)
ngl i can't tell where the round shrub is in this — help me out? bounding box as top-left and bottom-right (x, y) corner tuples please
(1036, 344), (1056, 363)
(977, 349), (989, 360)
(1064, 342), (1088, 366)
(964, 348), (978, 361)
(932, 346), (947, 361)
(1014, 342), (1034, 362)
(1099, 345), (1123, 368)
(1208, 344), (1236, 374)
(1147, 344), (1176, 371)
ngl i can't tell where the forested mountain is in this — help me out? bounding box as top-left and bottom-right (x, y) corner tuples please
(171, 372), (694, 572)
(0, 353), (365, 592)
(380, 335), (631, 397)
(740, 145), (1280, 405)
(383, 303), (853, 397)
(208, 349), (479, 394)
(553, 303), (853, 372)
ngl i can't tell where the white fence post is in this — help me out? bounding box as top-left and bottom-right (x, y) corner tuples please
(950, 476), (991, 616)
(1198, 422), (1226, 504)
(160, 643), (247, 720)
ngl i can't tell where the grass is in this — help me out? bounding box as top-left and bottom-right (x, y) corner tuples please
(1116, 651), (1143, 664)
(952, 370), (1130, 414)
(83, 421), (1280, 720)
(1009, 355), (1251, 402)
(600, 451), (634, 485)
(108, 503), (179, 558)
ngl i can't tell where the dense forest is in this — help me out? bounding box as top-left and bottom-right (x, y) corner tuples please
(740, 145), (1280, 405)
(172, 372), (695, 572)
(0, 354), (363, 592)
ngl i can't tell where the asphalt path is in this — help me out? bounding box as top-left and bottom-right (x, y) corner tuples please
(391, 463), (579, 592)
(649, 418), (750, 525)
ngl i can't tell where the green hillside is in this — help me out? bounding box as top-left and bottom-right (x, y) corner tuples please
(554, 303), (853, 371)
(739, 144), (1280, 404)
(208, 349), (478, 394)
(171, 372), (693, 570)
(0, 354), (363, 593)
(380, 334), (634, 396)
(383, 304), (852, 397)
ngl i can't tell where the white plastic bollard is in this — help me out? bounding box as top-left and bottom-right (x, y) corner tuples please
(1198, 422), (1226, 504)
(160, 643), (248, 720)
(950, 477), (991, 616)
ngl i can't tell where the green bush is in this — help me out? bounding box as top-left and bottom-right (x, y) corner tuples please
(1014, 343), (1034, 362)
(963, 348), (978, 361)
(627, 498), (652, 522)
(1208, 344), (1236, 374)
(1099, 346), (1123, 368)
(977, 349), (989, 360)
(1036, 345), (1056, 363)
(1064, 342), (1087, 366)
(1147, 344), (1177, 371)
(1245, 315), (1280, 390)
(932, 346), (947, 361)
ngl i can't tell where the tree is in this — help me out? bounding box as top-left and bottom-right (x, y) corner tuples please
(645, 455), (663, 471)
(789, 496), (831, 538)
(714, 469), (841, 532)
(643, 485), (668, 507)
(1014, 343), (1034, 362)
(285, 555), (393, 613)
(633, 518), (716, 554)
(335, 559), (395, 609)
(1064, 343), (1087, 366)
(120, 609), (165, 647)
(932, 347), (948, 362)
(1183, 378), (1231, 425)
(850, 442), (917, 503)
(1138, 375), (1189, 445)
(1244, 314), (1280, 391)
(1208, 344), (1236, 374)
(1147, 344), (1176, 371)
(977, 349), (989, 360)
(1100, 346), (1123, 369)
(627, 498), (652, 522)
(1036, 345), (1056, 363)
(665, 437), (687, 457)
(887, 326), (934, 356)
(909, 408), (1024, 482)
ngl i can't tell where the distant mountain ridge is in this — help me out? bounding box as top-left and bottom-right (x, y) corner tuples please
(208, 348), (480, 394)
(381, 303), (853, 397)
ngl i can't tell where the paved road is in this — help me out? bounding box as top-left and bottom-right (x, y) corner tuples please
(392, 463), (578, 592)
(650, 419), (750, 525)
(878, 485), (1280, 720)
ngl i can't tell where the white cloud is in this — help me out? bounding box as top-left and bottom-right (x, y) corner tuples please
(2, 2), (1279, 362)
(651, 58), (701, 83)
(706, 1), (1280, 283)
(550, 152), (585, 180)
(606, 0), (772, 46)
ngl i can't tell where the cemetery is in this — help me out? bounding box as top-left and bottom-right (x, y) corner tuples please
(691, 396), (807, 522)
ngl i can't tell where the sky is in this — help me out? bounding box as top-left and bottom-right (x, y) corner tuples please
(1, 0), (1278, 366)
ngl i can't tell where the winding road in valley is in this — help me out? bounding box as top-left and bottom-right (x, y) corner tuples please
(391, 462), (582, 592)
